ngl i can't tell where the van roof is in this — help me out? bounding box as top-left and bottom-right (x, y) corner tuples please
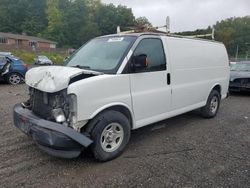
(100, 32), (223, 44)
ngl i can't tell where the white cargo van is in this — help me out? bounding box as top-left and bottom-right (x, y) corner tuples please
(14, 33), (229, 161)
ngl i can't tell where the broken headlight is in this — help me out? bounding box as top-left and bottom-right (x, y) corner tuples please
(52, 108), (66, 123)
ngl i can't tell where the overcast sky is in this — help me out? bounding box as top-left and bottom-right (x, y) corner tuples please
(102, 0), (250, 32)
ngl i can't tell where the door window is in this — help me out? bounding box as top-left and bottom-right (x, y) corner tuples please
(133, 38), (166, 72)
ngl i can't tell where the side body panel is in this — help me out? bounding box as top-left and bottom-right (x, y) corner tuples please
(11, 58), (27, 77)
(164, 36), (229, 111)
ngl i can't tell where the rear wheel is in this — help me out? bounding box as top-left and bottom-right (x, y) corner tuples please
(7, 73), (22, 85)
(88, 110), (131, 161)
(201, 90), (221, 118)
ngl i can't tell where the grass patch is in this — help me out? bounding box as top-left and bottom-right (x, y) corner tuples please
(11, 50), (66, 65)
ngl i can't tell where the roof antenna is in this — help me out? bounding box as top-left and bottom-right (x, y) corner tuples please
(166, 16), (170, 33)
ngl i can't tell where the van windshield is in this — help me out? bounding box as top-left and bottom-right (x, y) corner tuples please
(65, 36), (136, 73)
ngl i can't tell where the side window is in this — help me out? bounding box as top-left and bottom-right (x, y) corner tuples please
(133, 38), (166, 72)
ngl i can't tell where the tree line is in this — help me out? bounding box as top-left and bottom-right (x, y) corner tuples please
(0, 0), (150, 48)
(177, 16), (250, 58)
(0, 0), (249, 57)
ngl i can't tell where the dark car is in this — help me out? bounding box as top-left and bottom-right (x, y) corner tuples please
(229, 61), (250, 92)
(0, 55), (28, 85)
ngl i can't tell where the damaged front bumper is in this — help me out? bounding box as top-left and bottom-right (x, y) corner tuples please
(13, 104), (93, 158)
(229, 78), (250, 92)
(229, 84), (250, 92)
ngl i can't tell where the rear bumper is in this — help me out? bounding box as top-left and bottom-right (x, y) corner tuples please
(13, 104), (93, 158)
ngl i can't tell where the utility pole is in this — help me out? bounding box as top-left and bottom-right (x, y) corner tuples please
(246, 42), (250, 61)
(235, 44), (239, 61)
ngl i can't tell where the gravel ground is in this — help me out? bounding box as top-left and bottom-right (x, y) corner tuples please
(0, 83), (250, 188)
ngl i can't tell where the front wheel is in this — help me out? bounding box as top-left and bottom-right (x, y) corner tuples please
(89, 110), (131, 161)
(200, 90), (221, 118)
(7, 73), (22, 85)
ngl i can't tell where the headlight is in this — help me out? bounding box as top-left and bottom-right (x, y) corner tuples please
(68, 94), (77, 113)
(67, 94), (88, 131)
(52, 108), (66, 123)
(68, 94), (77, 124)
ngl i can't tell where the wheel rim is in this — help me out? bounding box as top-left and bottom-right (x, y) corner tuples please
(210, 96), (218, 114)
(9, 74), (21, 85)
(100, 123), (124, 152)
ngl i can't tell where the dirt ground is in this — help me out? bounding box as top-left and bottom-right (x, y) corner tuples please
(0, 83), (250, 188)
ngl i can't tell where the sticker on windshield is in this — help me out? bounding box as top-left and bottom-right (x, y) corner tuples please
(107, 37), (124, 42)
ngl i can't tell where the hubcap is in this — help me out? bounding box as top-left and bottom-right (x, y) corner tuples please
(100, 123), (124, 152)
(210, 96), (218, 114)
(9, 74), (21, 85)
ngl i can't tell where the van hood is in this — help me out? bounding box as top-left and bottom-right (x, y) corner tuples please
(26, 66), (101, 92)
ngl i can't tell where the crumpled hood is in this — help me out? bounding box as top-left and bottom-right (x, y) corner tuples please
(230, 71), (250, 81)
(26, 66), (100, 92)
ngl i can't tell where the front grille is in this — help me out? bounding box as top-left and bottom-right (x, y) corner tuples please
(32, 89), (54, 120)
(230, 78), (250, 89)
(233, 78), (250, 84)
(28, 88), (69, 122)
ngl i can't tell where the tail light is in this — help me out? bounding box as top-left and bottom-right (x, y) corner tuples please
(23, 64), (29, 69)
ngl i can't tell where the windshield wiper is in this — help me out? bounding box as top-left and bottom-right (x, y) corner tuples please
(71, 65), (104, 74)
(73, 65), (91, 70)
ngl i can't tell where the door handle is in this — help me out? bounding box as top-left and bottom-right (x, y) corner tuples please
(167, 73), (171, 85)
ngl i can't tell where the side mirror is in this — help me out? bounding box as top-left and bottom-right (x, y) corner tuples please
(131, 54), (149, 71)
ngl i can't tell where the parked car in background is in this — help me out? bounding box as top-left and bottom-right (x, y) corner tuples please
(0, 52), (12, 56)
(0, 55), (28, 85)
(229, 61), (250, 92)
(34, 55), (53, 65)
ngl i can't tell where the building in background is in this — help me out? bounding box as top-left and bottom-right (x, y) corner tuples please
(0, 32), (56, 50)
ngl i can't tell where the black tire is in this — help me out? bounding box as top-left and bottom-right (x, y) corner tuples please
(7, 73), (22, 85)
(201, 90), (221, 118)
(88, 110), (131, 161)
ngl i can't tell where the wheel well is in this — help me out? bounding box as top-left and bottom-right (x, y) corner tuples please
(84, 105), (134, 134)
(104, 105), (133, 128)
(212, 85), (221, 96)
(3, 72), (22, 80)
(7, 72), (23, 77)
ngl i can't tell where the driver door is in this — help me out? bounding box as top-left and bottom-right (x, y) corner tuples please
(129, 37), (172, 128)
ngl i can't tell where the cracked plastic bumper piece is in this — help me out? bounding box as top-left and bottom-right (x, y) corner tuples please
(13, 103), (93, 158)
